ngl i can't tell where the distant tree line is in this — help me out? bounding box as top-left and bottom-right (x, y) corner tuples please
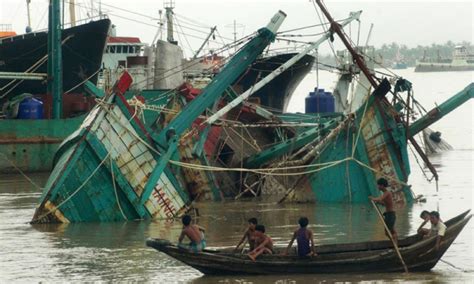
(316, 41), (473, 68)
(375, 41), (473, 66)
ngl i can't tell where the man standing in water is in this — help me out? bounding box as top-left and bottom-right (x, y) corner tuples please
(369, 178), (398, 245)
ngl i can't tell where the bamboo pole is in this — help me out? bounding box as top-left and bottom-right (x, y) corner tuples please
(370, 200), (409, 273)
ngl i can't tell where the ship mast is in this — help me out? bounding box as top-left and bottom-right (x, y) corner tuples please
(47, 0), (63, 119)
(26, 0), (32, 31)
(69, 0), (76, 27)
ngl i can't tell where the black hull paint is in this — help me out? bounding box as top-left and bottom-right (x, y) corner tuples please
(0, 19), (111, 99)
(236, 53), (315, 112)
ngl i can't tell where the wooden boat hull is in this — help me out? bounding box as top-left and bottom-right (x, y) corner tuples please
(31, 75), (190, 223)
(146, 212), (471, 275)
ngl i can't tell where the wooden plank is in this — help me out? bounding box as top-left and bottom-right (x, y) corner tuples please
(86, 132), (149, 219)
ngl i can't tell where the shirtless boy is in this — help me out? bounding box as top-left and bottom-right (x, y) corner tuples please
(178, 214), (206, 252)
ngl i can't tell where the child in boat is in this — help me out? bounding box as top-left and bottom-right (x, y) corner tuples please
(247, 225), (273, 261)
(417, 210), (431, 236)
(429, 211), (447, 251)
(178, 214), (206, 253)
(235, 217), (258, 252)
(283, 217), (316, 257)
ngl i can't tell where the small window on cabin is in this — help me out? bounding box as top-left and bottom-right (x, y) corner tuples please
(109, 46), (116, 53)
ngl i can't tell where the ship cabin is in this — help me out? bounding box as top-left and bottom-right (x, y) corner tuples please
(103, 36), (147, 69)
(453, 46), (474, 62)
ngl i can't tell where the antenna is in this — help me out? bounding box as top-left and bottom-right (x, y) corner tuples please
(164, 0), (177, 44)
(225, 20), (245, 52)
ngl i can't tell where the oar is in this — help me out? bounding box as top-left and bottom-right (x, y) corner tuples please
(370, 200), (409, 273)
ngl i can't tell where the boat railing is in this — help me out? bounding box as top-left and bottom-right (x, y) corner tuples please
(61, 15), (108, 30)
(1, 15), (108, 38)
(0, 24), (13, 32)
(262, 45), (312, 57)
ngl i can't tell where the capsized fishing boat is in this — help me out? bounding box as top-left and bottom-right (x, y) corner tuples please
(146, 211), (471, 275)
(31, 10), (289, 223)
(235, 2), (474, 203)
(32, 2), (474, 223)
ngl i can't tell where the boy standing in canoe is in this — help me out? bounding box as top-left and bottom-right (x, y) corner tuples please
(248, 225), (273, 261)
(369, 178), (398, 245)
(235, 217), (258, 252)
(283, 217), (316, 257)
(178, 214), (206, 253)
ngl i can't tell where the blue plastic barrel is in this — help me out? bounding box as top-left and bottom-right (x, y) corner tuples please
(17, 98), (44, 119)
(305, 87), (335, 113)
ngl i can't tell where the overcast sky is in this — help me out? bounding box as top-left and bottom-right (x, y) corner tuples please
(1, 0), (472, 56)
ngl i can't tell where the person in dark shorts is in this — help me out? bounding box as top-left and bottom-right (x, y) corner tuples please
(369, 177), (398, 245)
(283, 217), (316, 257)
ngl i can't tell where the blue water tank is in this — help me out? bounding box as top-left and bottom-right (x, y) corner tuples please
(17, 98), (44, 119)
(305, 88), (335, 113)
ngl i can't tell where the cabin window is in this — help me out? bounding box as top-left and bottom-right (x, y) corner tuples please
(109, 46), (116, 53)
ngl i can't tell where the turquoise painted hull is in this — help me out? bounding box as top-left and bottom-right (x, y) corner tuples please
(0, 116), (86, 173)
(307, 96), (412, 203)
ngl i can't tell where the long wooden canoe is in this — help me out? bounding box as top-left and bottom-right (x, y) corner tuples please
(146, 210), (471, 275)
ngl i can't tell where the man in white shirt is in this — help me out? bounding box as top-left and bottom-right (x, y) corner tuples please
(430, 211), (447, 251)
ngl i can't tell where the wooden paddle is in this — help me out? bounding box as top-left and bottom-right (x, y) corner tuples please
(371, 200), (409, 273)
